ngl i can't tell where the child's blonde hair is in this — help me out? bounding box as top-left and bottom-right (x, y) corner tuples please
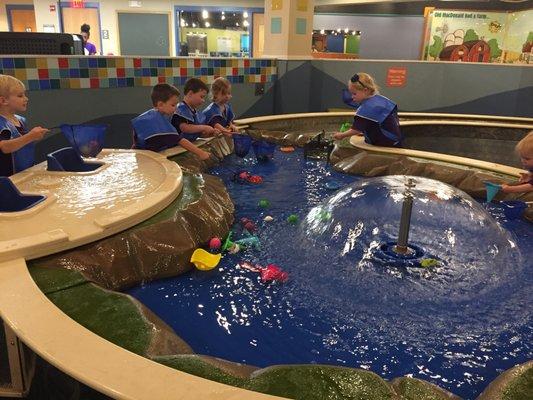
(516, 131), (533, 156)
(211, 77), (231, 100)
(0, 75), (24, 98)
(348, 72), (379, 95)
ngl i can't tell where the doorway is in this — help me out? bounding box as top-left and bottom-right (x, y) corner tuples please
(60, 3), (102, 54)
(6, 5), (36, 33)
(252, 13), (264, 58)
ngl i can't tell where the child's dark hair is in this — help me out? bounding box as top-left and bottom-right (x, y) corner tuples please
(184, 78), (209, 95)
(80, 24), (91, 34)
(151, 83), (180, 106)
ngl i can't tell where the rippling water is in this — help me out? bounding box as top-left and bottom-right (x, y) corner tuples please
(128, 148), (532, 399)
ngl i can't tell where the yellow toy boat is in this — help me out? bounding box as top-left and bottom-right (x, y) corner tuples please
(190, 248), (221, 271)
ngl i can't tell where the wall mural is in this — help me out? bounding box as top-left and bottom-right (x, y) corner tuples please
(423, 9), (532, 64)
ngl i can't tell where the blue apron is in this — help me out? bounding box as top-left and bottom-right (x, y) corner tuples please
(131, 109), (180, 149)
(175, 102), (204, 142)
(342, 90), (402, 146)
(0, 115), (34, 173)
(203, 102), (235, 127)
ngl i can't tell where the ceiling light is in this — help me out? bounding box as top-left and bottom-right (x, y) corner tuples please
(221, 15), (226, 20)
(243, 20), (249, 27)
(202, 10), (208, 19)
(320, 29), (325, 34)
(205, 22), (210, 28)
(243, 11), (249, 18)
(236, 22), (240, 27)
(344, 28), (349, 33)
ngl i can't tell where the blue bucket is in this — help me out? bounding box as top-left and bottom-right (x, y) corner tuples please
(60, 124), (107, 157)
(501, 200), (527, 220)
(233, 134), (252, 158)
(252, 140), (276, 162)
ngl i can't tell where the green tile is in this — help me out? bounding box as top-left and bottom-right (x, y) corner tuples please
(271, 17), (282, 34)
(14, 58), (25, 68)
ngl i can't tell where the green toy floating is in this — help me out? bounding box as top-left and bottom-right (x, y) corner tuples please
(420, 258), (439, 268)
(258, 199), (270, 208)
(287, 214), (299, 224)
(339, 122), (351, 133)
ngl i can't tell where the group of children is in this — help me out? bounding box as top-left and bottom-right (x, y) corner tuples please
(131, 77), (238, 160)
(0, 71), (531, 194)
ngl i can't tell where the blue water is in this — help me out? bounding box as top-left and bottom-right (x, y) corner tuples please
(128, 148), (532, 399)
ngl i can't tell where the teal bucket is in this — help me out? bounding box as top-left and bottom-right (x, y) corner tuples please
(484, 181), (501, 203)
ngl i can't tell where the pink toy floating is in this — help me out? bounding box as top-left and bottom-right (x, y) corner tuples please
(240, 217), (257, 233)
(234, 171), (263, 184)
(239, 262), (288, 283)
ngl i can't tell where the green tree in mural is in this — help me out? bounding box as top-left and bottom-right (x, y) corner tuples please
(429, 36), (443, 59)
(463, 29), (479, 43)
(527, 31), (533, 44)
(488, 38), (502, 60)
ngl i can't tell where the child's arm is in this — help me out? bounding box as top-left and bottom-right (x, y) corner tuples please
(0, 127), (48, 154)
(332, 128), (363, 140)
(178, 138), (211, 160)
(179, 122), (219, 137)
(501, 183), (533, 194)
(213, 122), (233, 136)
(519, 172), (532, 184)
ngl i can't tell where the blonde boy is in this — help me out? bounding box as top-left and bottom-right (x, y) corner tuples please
(502, 131), (533, 193)
(0, 75), (48, 176)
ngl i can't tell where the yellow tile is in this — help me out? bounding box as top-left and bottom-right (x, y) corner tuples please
(36, 58), (47, 68)
(69, 79), (81, 89)
(142, 77), (151, 86)
(14, 70), (27, 80)
(98, 68), (108, 78)
(179, 59), (187, 68)
(115, 58), (125, 68)
(165, 68), (173, 76)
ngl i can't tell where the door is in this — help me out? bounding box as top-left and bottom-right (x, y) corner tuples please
(7, 6), (36, 32)
(252, 13), (264, 58)
(61, 7), (101, 54)
(118, 12), (170, 56)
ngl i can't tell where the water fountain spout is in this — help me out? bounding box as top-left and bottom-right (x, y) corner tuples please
(394, 178), (416, 254)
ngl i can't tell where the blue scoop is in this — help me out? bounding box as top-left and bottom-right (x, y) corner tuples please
(484, 181), (501, 203)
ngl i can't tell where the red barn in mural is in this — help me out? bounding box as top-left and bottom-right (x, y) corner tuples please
(463, 40), (491, 62)
(439, 44), (469, 61)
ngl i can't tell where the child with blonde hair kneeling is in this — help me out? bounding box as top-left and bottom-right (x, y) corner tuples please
(203, 77), (239, 136)
(333, 72), (402, 147)
(502, 131), (533, 194)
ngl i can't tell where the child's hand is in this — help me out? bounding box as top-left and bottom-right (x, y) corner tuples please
(519, 172), (532, 184)
(28, 126), (49, 141)
(198, 149), (211, 161)
(230, 124), (240, 133)
(203, 126), (216, 136)
(501, 183), (511, 193)
(333, 132), (346, 140)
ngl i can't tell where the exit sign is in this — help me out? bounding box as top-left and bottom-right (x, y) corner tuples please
(72, 0), (85, 8)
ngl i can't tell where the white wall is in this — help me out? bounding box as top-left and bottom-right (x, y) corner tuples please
(0, 0), (34, 31)
(31, 0), (263, 56)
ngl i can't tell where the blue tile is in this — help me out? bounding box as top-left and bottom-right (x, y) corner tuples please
(214, 60), (221, 67)
(59, 69), (69, 78)
(179, 76), (187, 85)
(78, 58), (88, 68)
(150, 59), (158, 68)
(28, 80), (40, 90)
(118, 78), (127, 87)
(108, 78), (118, 87)
(142, 68), (150, 76)
(88, 58), (98, 68)
(134, 69), (142, 77)
(201, 68), (207, 75)
(2, 58), (14, 69)
(69, 69), (80, 78)
(39, 80), (51, 90)
(157, 59), (165, 68)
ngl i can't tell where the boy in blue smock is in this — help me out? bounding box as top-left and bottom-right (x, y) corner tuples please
(0, 75), (49, 176)
(172, 78), (218, 141)
(203, 77), (239, 136)
(501, 131), (533, 194)
(333, 72), (402, 147)
(132, 83), (210, 160)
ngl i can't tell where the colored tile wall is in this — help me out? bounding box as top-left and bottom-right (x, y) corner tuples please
(0, 57), (277, 90)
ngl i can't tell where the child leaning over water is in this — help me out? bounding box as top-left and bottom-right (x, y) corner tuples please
(203, 77), (239, 136)
(501, 131), (533, 194)
(0, 74), (48, 176)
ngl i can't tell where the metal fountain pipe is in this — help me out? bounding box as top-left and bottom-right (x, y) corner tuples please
(395, 178), (416, 254)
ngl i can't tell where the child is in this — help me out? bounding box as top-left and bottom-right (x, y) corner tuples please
(172, 78), (218, 141)
(333, 72), (402, 147)
(131, 83), (210, 160)
(0, 75), (48, 176)
(203, 77), (239, 136)
(80, 23), (97, 55)
(501, 131), (533, 193)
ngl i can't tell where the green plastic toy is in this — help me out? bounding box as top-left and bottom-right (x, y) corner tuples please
(339, 122), (351, 133)
(258, 199), (270, 208)
(287, 214), (299, 224)
(420, 258), (439, 268)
